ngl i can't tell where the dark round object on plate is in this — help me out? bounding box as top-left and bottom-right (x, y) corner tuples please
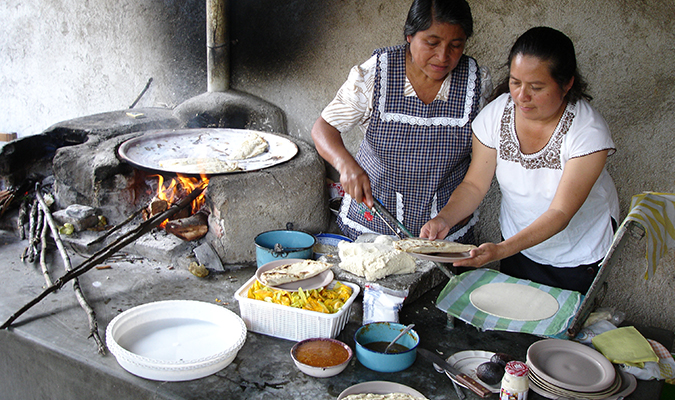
(476, 361), (505, 385)
(490, 352), (516, 367)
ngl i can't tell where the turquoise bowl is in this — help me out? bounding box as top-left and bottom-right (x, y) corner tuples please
(354, 322), (418, 373)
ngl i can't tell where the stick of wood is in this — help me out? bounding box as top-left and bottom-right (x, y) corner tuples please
(23, 199), (39, 263)
(39, 213), (53, 287)
(1, 182), (207, 330)
(87, 208), (143, 246)
(17, 199), (29, 240)
(0, 190), (14, 218)
(34, 185), (107, 353)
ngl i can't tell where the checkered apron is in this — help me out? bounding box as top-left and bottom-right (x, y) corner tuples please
(338, 45), (480, 240)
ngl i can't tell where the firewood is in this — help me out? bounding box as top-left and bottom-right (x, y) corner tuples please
(164, 211), (208, 241)
(39, 214), (53, 288)
(148, 197), (168, 216)
(1, 182), (207, 331)
(34, 186), (105, 353)
(0, 190), (14, 218)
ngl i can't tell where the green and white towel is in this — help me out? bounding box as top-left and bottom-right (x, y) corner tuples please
(436, 268), (582, 337)
(622, 192), (675, 280)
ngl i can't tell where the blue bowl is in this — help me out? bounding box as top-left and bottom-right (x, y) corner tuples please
(354, 322), (418, 373)
(254, 230), (316, 267)
(313, 233), (352, 259)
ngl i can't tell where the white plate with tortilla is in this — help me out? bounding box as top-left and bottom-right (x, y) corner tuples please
(393, 238), (474, 263)
(255, 259), (334, 291)
(469, 282), (559, 321)
(337, 381), (427, 399)
(118, 128), (298, 175)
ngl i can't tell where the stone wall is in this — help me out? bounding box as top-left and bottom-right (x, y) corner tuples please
(2, 0), (674, 332)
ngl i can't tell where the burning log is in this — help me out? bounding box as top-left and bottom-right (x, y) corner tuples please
(1, 182), (207, 331)
(142, 197), (168, 220)
(164, 210), (208, 241)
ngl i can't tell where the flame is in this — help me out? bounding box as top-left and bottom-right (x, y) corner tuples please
(151, 173), (209, 226)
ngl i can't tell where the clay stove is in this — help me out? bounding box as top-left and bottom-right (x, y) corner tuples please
(0, 0), (330, 266)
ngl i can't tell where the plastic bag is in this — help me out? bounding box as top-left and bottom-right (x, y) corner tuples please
(575, 320), (617, 345)
(363, 283), (407, 325)
(582, 307), (626, 328)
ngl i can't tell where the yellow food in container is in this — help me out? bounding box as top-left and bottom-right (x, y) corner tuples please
(247, 280), (352, 314)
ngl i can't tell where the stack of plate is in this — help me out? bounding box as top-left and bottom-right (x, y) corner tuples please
(526, 339), (637, 400)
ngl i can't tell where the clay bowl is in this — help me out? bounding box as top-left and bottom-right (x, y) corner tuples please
(290, 338), (353, 378)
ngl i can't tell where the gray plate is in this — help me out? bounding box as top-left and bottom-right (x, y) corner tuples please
(409, 251), (472, 263)
(118, 128), (298, 175)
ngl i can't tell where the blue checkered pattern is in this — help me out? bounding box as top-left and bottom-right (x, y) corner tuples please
(339, 45), (481, 240)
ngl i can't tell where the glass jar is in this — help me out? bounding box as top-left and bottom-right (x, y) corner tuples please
(500, 360), (529, 400)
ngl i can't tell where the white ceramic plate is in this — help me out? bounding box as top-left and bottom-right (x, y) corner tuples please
(469, 282), (559, 321)
(529, 368), (621, 399)
(118, 128), (298, 175)
(529, 368), (635, 400)
(409, 252), (471, 263)
(255, 259), (334, 291)
(106, 300), (247, 381)
(527, 339), (615, 392)
(443, 350), (501, 394)
(337, 381), (427, 399)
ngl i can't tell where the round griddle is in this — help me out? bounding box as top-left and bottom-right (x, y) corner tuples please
(117, 128), (298, 175)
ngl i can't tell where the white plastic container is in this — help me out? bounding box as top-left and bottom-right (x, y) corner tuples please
(106, 300), (247, 381)
(235, 276), (360, 341)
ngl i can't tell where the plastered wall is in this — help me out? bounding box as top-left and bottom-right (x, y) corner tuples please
(2, 0), (674, 332)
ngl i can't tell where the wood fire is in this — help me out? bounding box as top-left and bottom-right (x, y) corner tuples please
(144, 174), (210, 241)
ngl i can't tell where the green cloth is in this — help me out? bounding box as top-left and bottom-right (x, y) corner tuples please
(436, 268), (582, 337)
(592, 326), (659, 367)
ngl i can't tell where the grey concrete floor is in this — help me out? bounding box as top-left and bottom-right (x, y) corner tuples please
(0, 221), (671, 400)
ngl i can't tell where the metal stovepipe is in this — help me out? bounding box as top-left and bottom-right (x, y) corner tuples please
(206, 0), (229, 92)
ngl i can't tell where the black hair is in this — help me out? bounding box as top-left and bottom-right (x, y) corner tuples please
(403, 0), (474, 39)
(492, 26), (592, 103)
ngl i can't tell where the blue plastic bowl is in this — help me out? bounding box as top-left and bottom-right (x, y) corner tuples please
(313, 233), (352, 259)
(254, 230), (316, 267)
(354, 322), (419, 373)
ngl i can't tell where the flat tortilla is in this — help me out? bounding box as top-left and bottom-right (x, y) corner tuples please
(158, 157), (240, 174)
(259, 259), (332, 287)
(393, 238), (476, 254)
(469, 282), (559, 321)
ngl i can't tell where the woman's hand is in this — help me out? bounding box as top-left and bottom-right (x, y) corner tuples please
(336, 160), (373, 208)
(311, 117), (374, 207)
(419, 216), (451, 240)
(452, 242), (502, 268)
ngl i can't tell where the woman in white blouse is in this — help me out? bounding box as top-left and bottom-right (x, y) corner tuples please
(421, 27), (619, 293)
(311, 0), (489, 242)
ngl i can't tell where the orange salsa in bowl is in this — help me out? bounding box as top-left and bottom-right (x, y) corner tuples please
(291, 338), (353, 377)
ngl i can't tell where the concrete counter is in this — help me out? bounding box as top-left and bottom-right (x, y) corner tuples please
(0, 229), (671, 400)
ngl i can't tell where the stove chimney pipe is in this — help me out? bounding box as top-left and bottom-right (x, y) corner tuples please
(206, 0), (229, 92)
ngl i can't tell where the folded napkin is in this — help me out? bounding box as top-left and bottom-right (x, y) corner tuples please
(618, 339), (675, 382)
(622, 192), (675, 279)
(592, 326), (659, 367)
